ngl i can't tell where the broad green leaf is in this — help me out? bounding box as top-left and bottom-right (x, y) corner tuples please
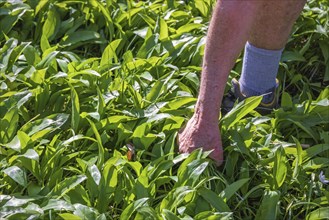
(6, 41), (30, 71)
(194, 0), (210, 17)
(3, 197), (35, 207)
(100, 39), (122, 66)
(42, 199), (75, 211)
(292, 137), (303, 179)
(52, 175), (87, 199)
(221, 96), (262, 130)
(303, 157), (329, 170)
(137, 28), (158, 58)
(176, 23), (203, 35)
(0, 38), (18, 72)
(35, 0), (49, 15)
(40, 34), (50, 52)
(306, 207), (329, 220)
(179, 160), (209, 187)
(281, 51), (306, 62)
(58, 213), (82, 220)
(198, 187), (231, 213)
(255, 190), (280, 220)
(60, 31), (101, 47)
(88, 164), (101, 186)
(3, 166), (27, 187)
(161, 209), (180, 220)
(160, 186), (194, 212)
(4, 135), (21, 152)
(281, 91), (294, 109)
(69, 69), (101, 78)
(35, 51), (59, 69)
(0, 6), (29, 41)
(302, 144), (329, 162)
(71, 87), (80, 132)
(120, 198), (149, 220)
(177, 149), (203, 181)
(136, 206), (159, 220)
(22, 113), (69, 136)
(219, 178), (250, 202)
(42, 5), (60, 40)
(145, 80), (165, 103)
(73, 204), (98, 220)
(19, 149), (39, 161)
(86, 118), (105, 169)
(0, 107), (19, 143)
(159, 18), (168, 40)
(194, 211), (233, 220)
(273, 146), (287, 189)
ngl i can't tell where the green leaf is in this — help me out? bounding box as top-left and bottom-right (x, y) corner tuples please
(302, 144), (329, 163)
(4, 135), (21, 152)
(221, 96), (262, 130)
(71, 87), (80, 132)
(197, 187), (231, 213)
(88, 164), (101, 186)
(136, 206), (159, 220)
(42, 199), (75, 212)
(22, 113), (69, 136)
(194, 211), (233, 220)
(292, 136), (303, 179)
(73, 204), (98, 220)
(42, 5), (60, 40)
(159, 18), (168, 40)
(52, 175), (87, 199)
(3, 166), (27, 187)
(60, 31), (101, 47)
(160, 186), (194, 212)
(120, 198), (149, 220)
(306, 207), (329, 220)
(219, 178), (250, 202)
(161, 209), (180, 220)
(273, 146), (287, 189)
(3, 197), (36, 207)
(194, 0), (210, 17)
(58, 213), (82, 220)
(255, 190), (280, 220)
(176, 23), (203, 35)
(281, 51), (306, 62)
(19, 149), (39, 161)
(100, 39), (122, 66)
(0, 38), (18, 72)
(0, 107), (19, 143)
(145, 80), (165, 103)
(178, 160), (209, 187)
(35, 51), (59, 69)
(86, 118), (105, 170)
(281, 91), (294, 109)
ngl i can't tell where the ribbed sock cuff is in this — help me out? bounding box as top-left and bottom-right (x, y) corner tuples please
(239, 42), (283, 98)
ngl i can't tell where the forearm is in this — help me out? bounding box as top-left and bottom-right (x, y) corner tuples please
(195, 1), (261, 122)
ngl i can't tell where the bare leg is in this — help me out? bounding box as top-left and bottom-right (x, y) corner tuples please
(249, 0), (306, 50)
(178, 1), (262, 166)
(239, 0), (306, 98)
(178, 0), (305, 166)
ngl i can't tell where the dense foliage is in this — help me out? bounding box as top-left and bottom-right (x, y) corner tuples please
(0, 0), (328, 219)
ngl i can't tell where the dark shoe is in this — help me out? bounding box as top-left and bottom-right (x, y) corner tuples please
(221, 78), (279, 115)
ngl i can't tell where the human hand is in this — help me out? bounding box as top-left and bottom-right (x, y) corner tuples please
(177, 114), (224, 166)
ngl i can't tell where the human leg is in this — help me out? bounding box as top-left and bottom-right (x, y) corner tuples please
(178, 1), (262, 166)
(239, 0), (306, 99)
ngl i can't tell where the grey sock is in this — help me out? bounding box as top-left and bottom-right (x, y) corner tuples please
(239, 42), (283, 102)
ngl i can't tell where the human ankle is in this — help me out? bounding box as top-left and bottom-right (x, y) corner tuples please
(239, 42), (282, 97)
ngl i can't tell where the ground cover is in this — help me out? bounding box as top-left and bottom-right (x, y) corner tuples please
(0, 0), (328, 219)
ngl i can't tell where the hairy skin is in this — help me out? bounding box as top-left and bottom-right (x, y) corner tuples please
(178, 0), (306, 166)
